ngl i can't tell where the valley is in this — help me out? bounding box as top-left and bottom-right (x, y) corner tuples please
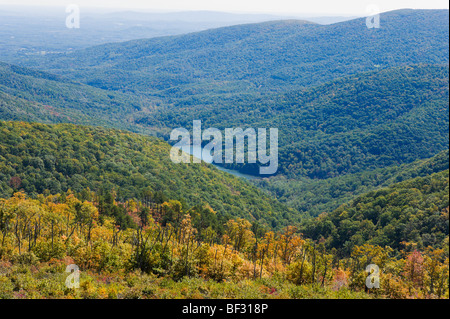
(0, 7), (448, 300)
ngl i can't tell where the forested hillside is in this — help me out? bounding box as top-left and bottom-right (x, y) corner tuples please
(302, 169), (449, 256)
(19, 10), (448, 96)
(0, 121), (295, 228)
(3, 61), (448, 180)
(0, 8), (448, 300)
(0, 8), (310, 63)
(0, 169), (447, 299)
(256, 150), (449, 217)
(135, 65), (449, 179)
(0, 63), (156, 135)
(0, 90), (83, 124)
(2, 54), (448, 223)
(4, 11), (449, 181)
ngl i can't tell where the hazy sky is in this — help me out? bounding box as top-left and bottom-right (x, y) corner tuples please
(0, 0), (448, 15)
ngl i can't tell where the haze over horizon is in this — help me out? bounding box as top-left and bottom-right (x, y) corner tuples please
(0, 0), (448, 16)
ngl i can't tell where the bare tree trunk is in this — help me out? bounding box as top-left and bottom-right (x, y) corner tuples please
(51, 220), (54, 252)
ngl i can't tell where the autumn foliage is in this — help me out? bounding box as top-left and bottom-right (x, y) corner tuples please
(0, 191), (448, 299)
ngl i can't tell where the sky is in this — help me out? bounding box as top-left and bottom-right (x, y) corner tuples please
(0, 0), (448, 15)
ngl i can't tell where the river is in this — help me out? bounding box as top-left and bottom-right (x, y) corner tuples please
(187, 145), (260, 180)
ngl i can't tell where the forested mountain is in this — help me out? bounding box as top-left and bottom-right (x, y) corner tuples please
(3, 184), (447, 299)
(1, 27), (448, 232)
(12, 10), (449, 180)
(268, 64), (449, 178)
(0, 6), (448, 301)
(0, 122), (447, 300)
(2, 61), (448, 180)
(1, 62), (448, 219)
(18, 9), (449, 96)
(0, 7), (306, 63)
(138, 64), (449, 179)
(0, 121), (295, 228)
(0, 135), (447, 299)
(302, 169), (449, 256)
(0, 63), (156, 135)
(5, 10), (449, 181)
(256, 150), (450, 217)
(0, 90), (82, 124)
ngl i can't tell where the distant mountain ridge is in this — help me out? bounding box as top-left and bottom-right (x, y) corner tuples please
(18, 9), (448, 96)
(0, 7), (314, 63)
